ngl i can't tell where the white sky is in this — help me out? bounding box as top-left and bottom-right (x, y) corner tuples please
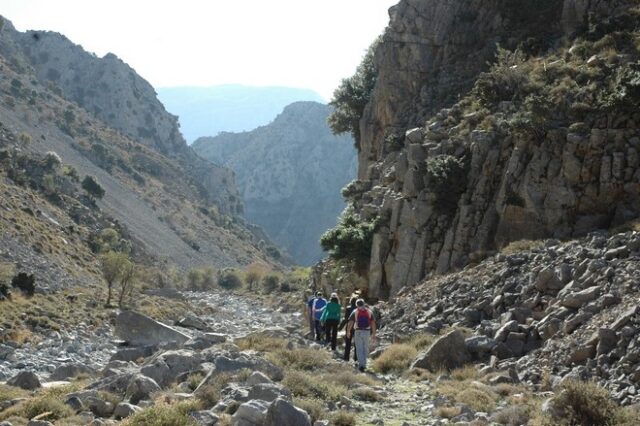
(1, 0), (397, 99)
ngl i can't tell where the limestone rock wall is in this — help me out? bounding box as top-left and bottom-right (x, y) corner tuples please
(354, 0), (640, 299)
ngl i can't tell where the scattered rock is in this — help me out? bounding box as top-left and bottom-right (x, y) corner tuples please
(115, 311), (190, 347)
(265, 397), (311, 426)
(7, 371), (41, 390)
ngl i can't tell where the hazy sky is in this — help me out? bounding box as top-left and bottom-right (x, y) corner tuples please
(1, 0), (397, 99)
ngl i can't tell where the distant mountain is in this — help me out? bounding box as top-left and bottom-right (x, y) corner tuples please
(193, 102), (357, 265)
(0, 17), (284, 270)
(157, 85), (325, 143)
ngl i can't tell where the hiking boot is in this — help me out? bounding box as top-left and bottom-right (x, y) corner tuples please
(358, 366), (366, 372)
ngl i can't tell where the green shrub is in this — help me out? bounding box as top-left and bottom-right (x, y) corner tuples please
(82, 175), (105, 200)
(425, 155), (467, 213)
(320, 207), (378, 268)
(186, 267), (216, 291)
(62, 164), (79, 181)
(261, 273), (280, 292)
(217, 269), (243, 290)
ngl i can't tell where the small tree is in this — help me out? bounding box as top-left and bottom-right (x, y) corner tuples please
(118, 258), (136, 307)
(328, 37), (380, 150)
(82, 175), (105, 200)
(100, 251), (128, 307)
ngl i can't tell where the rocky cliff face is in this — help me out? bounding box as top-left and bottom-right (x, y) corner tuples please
(349, 0), (640, 298)
(194, 102), (357, 265)
(0, 20), (241, 215)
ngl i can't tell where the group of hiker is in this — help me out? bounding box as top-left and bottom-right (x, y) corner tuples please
(306, 291), (376, 372)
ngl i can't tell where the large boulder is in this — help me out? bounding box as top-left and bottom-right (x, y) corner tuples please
(7, 371), (41, 390)
(411, 330), (470, 371)
(141, 349), (202, 387)
(265, 397), (311, 426)
(115, 311), (190, 347)
(50, 363), (96, 381)
(113, 402), (142, 420)
(231, 399), (269, 426)
(248, 383), (291, 402)
(125, 374), (162, 404)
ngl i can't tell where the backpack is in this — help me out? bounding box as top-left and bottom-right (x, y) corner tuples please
(355, 308), (371, 329)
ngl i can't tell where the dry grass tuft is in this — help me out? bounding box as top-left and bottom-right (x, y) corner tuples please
(331, 410), (356, 426)
(267, 347), (330, 371)
(372, 344), (417, 374)
(235, 336), (288, 353)
(435, 405), (462, 419)
(501, 239), (545, 255)
(450, 365), (480, 381)
(437, 381), (499, 412)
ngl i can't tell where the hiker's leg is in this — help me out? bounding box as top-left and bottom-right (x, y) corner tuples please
(361, 332), (370, 369)
(325, 323), (331, 343)
(314, 320), (322, 340)
(330, 320), (338, 350)
(343, 335), (351, 360)
(355, 330), (367, 369)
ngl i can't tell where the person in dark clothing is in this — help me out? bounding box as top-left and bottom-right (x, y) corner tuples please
(320, 293), (342, 350)
(339, 296), (358, 362)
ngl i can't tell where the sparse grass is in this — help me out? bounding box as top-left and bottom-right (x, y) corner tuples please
(352, 386), (383, 402)
(372, 344), (417, 374)
(321, 368), (378, 388)
(493, 405), (531, 425)
(0, 384), (30, 403)
(405, 367), (434, 382)
(293, 397), (327, 423)
(267, 347), (330, 371)
(331, 410), (356, 426)
(283, 371), (347, 401)
(194, 372), (233, 408)
(450, 365), (480, 381)
(185, 372), (205, 392)
(121, 400), (200, 426)
(405, 333), (437, 351)
(235, 335), (288, 353)
(501, 239), (545, 255)
(0, 395), (74, 422)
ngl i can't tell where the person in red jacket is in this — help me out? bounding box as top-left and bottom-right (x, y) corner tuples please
(346, 299), (376, 372)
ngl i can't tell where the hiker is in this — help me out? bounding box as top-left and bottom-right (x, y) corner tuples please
(339, 296), (358, 362)
(312, 291), (327, 341)
(320, 293), (342, 350)
(305, 292), (316, 338)
(346, 298), (376, 372)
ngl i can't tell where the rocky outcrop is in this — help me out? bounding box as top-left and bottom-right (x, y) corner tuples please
(194, 102), (357, 264)
(348, 0), (640, 298)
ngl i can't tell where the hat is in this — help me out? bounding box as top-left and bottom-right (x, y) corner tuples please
(356, 298), (365, 307)
(330, 292), (338, 299)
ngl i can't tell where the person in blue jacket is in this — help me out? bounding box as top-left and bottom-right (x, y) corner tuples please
(311, 291), (327, 341)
